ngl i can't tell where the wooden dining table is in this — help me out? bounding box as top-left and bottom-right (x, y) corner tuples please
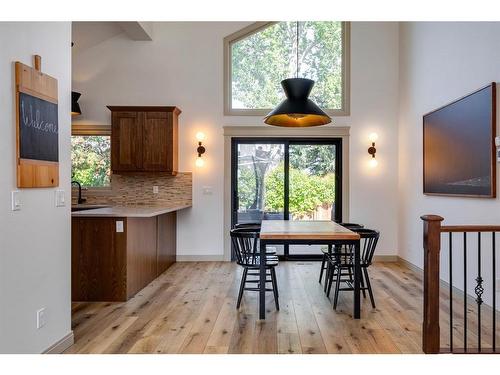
(259, 220), (361, 320)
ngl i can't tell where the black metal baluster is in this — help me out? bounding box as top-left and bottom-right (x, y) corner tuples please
(463, 232), (467, 352)
(449, 232), (453, 351)
(493, 232), (496, 352)
(475, 232), (483, 352)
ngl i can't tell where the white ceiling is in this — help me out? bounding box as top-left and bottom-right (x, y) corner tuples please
(71, 22), (124, 53)
(72, 22), (153, 54)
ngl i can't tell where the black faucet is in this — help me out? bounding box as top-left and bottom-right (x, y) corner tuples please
(71, 180), (87, 205)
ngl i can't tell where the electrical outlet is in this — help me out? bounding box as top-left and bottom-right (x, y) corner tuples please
(55, 189), (65, 207)
(202, 186), (213, 195)
(36, 308), (46, 329)
(116, 220), (124, 233)
(11, 191), (21, 211)
(497, 279), (500, 293)
(153, 186), (159, 194)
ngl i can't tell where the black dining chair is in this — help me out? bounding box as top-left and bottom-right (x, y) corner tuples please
(230, 228), (279, 311)
(318, 223), (364, 285)
(325, 228), (379, 309)
(233, 222), (277, 256)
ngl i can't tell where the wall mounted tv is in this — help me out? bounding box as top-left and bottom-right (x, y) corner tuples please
(423, 83), (496, 198)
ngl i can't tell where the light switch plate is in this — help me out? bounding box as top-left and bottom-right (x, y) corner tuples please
(116, 220), (124, 233)
(11, 191), (21, 211)
(153, 186), (159, 194)
(55, 189), (65, 207)
(36, 308), (46, 329)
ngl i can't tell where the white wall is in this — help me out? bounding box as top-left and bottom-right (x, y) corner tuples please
(0, 23), (72, 353)
(72, 21), (400, 257)
(398, 22), (500, 302)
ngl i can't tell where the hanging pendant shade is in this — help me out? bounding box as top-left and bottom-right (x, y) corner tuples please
(263, 78), (331, 127)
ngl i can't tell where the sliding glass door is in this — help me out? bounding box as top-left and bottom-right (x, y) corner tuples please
(231, 138), (342, 259)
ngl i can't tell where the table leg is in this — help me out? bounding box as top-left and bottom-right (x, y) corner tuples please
(354, 240), (361, 319)
(259, 240), (266, 320)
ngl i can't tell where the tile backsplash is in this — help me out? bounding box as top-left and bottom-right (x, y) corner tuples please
(73, 172), (192, 207)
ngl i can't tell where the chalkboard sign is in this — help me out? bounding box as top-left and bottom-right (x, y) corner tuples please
(18, 91), (59, 162)
(15, 57), (59, 188)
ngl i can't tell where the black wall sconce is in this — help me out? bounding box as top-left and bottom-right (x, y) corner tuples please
(368, 133), (378, 168)
(71, 91), (82, 116)
(195, 132), (206, 167)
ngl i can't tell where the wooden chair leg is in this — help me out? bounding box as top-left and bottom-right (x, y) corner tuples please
(237, 268), (247, 309)
(363, 268), (376, 308)
(271, 268), (279, 311)
(333, 267), (342, 310)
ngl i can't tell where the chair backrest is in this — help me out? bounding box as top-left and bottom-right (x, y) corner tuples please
(354, 229), (380, 265)
(230, 228), (260, 266)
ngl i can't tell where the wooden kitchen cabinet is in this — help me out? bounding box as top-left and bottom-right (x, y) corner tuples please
(108, 106), (180, 174)
(72, 213), (177, 302)
(157, 212), (177, 275)
(71, 217), (128, 302)
(110, 111), (143, 171)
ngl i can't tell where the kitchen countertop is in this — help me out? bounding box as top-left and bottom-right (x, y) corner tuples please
(71, 203), (191, 218)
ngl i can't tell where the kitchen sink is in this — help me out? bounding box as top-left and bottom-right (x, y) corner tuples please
(71, 205), (110, 212)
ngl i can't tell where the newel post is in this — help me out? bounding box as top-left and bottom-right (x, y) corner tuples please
(421, 214), (444, 354)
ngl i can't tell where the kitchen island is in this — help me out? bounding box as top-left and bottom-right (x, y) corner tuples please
(71, 203), (191, 302)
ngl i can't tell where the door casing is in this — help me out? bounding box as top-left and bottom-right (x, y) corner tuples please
(223, 125), (351, 262)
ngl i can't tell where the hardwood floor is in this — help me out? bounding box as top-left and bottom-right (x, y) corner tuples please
(64, 260), (498, 354)
(66, 261), (414, 353)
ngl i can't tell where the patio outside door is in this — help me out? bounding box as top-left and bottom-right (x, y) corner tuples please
(231, 138), (342, 259)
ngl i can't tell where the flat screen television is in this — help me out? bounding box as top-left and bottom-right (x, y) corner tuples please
(423, 83), (496, 197)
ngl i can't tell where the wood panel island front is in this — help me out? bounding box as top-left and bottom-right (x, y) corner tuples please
(71, 204), (190, 302)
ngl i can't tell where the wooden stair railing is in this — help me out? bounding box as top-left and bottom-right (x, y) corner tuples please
(421, 215), (499, 354)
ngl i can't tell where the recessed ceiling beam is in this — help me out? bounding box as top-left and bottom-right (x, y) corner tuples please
(119, 22), (153, 41)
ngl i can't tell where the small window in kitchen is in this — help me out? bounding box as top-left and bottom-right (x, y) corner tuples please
(71, 126), (111, 188)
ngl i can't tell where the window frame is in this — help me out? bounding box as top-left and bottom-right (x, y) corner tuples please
(223, 21), (351, 117)
(71, 124), (112, 192)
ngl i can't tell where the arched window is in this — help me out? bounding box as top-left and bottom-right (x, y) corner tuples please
(224, 21), (350, 116)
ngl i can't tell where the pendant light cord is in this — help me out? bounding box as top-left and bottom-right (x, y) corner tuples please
(296, 21), (299, 78)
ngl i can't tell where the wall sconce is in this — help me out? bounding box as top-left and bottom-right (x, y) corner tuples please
(368, 133), (378, 167)
(195, 132), (206, 168)
(71, 91), (82, 116)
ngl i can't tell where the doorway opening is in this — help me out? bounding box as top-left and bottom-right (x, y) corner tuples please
(231, 138), (342, 260)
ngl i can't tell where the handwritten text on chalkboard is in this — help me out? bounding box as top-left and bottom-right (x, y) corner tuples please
(19, 92), (59, 162)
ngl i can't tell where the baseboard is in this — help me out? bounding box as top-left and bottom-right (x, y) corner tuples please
(397, 256), (422, 274)
(176, 255), (226, 262)
(177, 255), (399, 262)
(43, 331), (74, 354)
(398, 255), (468, 297)
(373, 255), (399, 262)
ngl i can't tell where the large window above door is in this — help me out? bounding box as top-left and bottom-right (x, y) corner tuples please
(224, 21), (350, 116)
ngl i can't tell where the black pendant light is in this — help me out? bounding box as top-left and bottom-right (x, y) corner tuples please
(264, 22), (331, 127)
(71, 91), (82, 116)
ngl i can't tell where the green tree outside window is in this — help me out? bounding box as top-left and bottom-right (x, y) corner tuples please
(231, 21), (343, 110)
(71, 136), (111, 187)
